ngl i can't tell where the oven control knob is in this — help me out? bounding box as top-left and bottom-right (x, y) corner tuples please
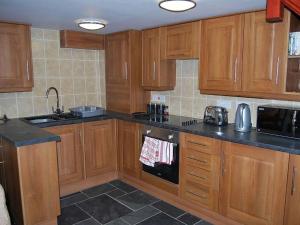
(146, 129), (152, 134)
(168, 134), (174, 140)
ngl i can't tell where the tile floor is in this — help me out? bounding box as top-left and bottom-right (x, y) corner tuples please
(59, 180), (214, 225)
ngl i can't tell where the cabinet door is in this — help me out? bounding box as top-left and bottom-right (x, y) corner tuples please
(220, 142), (289, 225)
(284, 154), (300, 225)
(0, 23), (33, 92)
(118, 121), (141, 178)
(84, 120), (117, 177)
(142, 28), (176, 90)
(45, 124), (84, 186)
(162, 21), (200, 59)
(105, 32), (129, 86)
(242, 11), (289, 93)
(200, 15), (243, 92)
(142, 28), (160, 88)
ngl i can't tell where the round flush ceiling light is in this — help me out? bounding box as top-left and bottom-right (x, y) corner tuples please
(159, 0), (196, 12)
(75, 19), (106, 30)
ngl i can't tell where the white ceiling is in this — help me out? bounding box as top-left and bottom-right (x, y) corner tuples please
(0, 0), (266, 34)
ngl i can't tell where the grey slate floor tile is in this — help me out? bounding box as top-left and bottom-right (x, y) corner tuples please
(60, 192), (89, 208)
(107, 189), (127, 198)
(121, 206), (160, 225)
(178, 213), (201, 225)
(83, 183), (116, 197)
(110, 180), (137, 193)
(105, 218), (129, 225)
(152, 201), (185, 218)
(75, 218), (101, 225)
(117, 190), (158, 210)
(136, 213), (185, 225)
(194, 220), (213, 225)
(77, 194), (132, 224)
(58, 205), (90, 225)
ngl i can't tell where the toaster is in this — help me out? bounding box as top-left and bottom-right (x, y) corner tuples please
(203, 106), (228, 126)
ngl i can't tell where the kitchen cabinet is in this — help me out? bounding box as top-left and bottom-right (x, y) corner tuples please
(219, 142), (289, 225)
(105, 30), (149, 113)
(45, 124), (84, 187)
(161, 21), (201, 59)
(242, 10), (289, 94)
(200, 14), (243, 92)
(180, 133), (221, 212)
(284, 154), (300, 225)
(118, 120), (141, 178)
(84, 120), (117, 177)
(142, 28), (176, 90)
(0, 22), (33, 92)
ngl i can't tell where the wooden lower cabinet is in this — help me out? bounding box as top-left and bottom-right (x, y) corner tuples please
(180, 133), (221, 212)
(284, 154), (300, 225)
(219, 142), (289, 225)
(84, 120), (117, 177)
(45, 124), (84, 187)
(118, 120), (141, 178)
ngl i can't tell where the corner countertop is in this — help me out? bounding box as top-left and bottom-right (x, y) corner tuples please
(2, 111), (300, 155)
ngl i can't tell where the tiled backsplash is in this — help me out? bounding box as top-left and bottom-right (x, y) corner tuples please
(151, 60), (300, 127)
(0, 28), (106, 118)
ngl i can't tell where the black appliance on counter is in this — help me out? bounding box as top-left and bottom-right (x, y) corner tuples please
(257, 105), (300, 139)
(147, 103), (168, 115)
(203, 106), (228, 126)
(141, 125), (179, 184)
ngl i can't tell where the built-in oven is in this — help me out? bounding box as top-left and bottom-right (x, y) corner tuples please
(141, 125), (179, 184)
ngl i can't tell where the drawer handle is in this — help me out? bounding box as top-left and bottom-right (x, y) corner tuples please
(187, 156), (208, 164)
(188, 172), (207, 180)
(188, 141), (208, 148)
(187, 190), (208, 199)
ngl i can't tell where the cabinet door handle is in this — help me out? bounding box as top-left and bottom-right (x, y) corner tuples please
(291, 166), (296, 196)
(124, 62), (128, 80)
(221, 150), (225, 177)
(276, 57), (280, 85)
(26, 60), (30, 81)
(234, 58), (238, 83)
(153, 61), (156, 81)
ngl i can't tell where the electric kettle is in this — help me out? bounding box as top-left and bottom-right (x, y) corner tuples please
(234, 103), (252, 132)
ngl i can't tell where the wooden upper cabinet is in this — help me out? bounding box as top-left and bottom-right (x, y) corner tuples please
(84, 120), (117, 177)
(106, 30), (149, 113)
(142, 28), (176, 91)
(242, 11), (289, 93)
(105, 31), (129, 86)
(200, 15), (244, 92)
(161, 21), (201, 59)
(284, 154), (300, 225)
(0, 22), (33, 92)
(44, 124), (84, 186)
(118, 120), (141, 178)
(220, 142), (289, 225)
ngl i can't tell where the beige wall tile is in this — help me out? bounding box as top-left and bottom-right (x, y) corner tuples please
(181, 77), (194, 97)
(85, 61), (96, 77)
(86, 94), (98, 105)
(72, 49), (85, 60)
(60, 60), (73, 77)
(31, 39), (44, 58)
(61, 78), (74, 95)
(75, 95), (86, 106)
(181, 97), (193, 117)
(0, 98), (18, 118)
(73, 60), (85, 77)
(86, 78), (97, 93)
(46, 59), (60, 77)
(44, 29), (58, 40)
(33, 78), (47, 97)
(17, 97), (34, 117)
(45, 40), (59, 58)
(59, 48), (72, 59)
(33, 59), (46, 77)
(74, 78), (86, 94)
(62, 95), (75, 111)
(33, 97), (48, 115)
(31, 28), (44, 40)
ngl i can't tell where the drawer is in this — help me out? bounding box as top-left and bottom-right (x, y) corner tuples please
(183, 179), (211, 207)
(185, 148), (212, 170)
(183, 134), (215, 154)
(185, 165), (211, 186)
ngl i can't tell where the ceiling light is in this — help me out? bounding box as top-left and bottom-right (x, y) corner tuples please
(159, 0), (196, 12)
(75, 19), (106, 30)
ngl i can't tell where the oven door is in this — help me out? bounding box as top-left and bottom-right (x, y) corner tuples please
(141, 135), (179, 184)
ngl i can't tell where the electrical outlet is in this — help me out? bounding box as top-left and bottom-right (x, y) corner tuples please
(151, 95), (166, 103)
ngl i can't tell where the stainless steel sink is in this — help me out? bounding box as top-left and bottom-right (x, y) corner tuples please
(23, 113), (80, 124)
(29, 118), (58, 124)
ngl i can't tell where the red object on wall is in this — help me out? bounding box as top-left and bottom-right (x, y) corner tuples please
(267, 0), (300, 21)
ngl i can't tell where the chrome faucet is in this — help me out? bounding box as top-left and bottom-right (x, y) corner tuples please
(46, 87), (64, 114)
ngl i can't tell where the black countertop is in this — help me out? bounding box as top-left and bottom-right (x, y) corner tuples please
(2, 111), (300, 154)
